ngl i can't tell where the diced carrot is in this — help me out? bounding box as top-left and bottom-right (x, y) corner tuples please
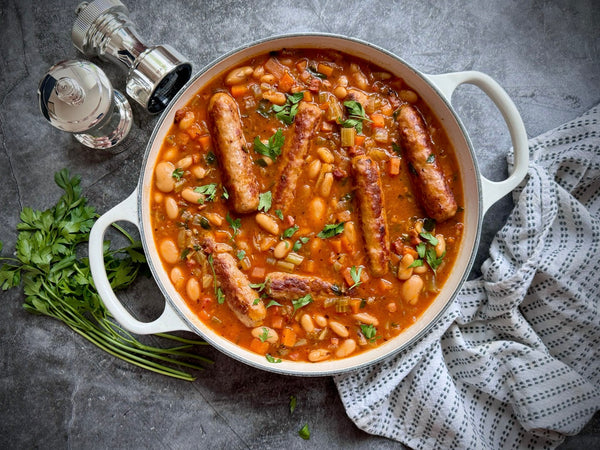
(350, 298), (362, 314)
(389, 156), (401, 176)
(230, 84), (248, 97)
(281, 327), (297, 347)
(354, 135), (365, 146)
(279, 72), (295, 93)
(198, 135), (211, 151)
(378, 278), (393, 291)
(303, 91), (313, 102)
(371, 113), (385, 128)
(329, 238), (342, 253)
(317, 63), (334, 77)
(214, 229), (231, 242)
(250, 338), (270, 355)
(292, 322), (303, 335)
(250, 266), (266, 280)
(271, 315), (284, 329)
(342, 267), (355, 287)
(187, 124), (201, 139)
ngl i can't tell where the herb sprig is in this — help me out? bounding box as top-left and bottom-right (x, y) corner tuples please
(272, 92), (304, 125)
(0, 169), (211, 381)
(338, 100), (371, 133)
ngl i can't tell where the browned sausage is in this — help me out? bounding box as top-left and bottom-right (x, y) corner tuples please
(271, 102), (322, 213)
(266, 272), (342, 299)
(397, 104), (458, 222)
(201, 237), (266, 327)
(208, 92), (260, 214)
(351, 154), (390, 277)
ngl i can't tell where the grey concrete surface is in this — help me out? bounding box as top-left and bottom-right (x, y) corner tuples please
(1, 0), (598, 448)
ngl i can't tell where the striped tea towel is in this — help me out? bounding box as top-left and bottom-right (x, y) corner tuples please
(334, 105), (600, 449)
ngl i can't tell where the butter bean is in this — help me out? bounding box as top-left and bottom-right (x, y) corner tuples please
(181, 187), (204, 204)
(435, 234), (446, 257)
(399, 89), (418, 104)
(307, 159), (322, 179)
(191, 165), (207, 179)
(251, 326), (279, 344)
(308, 348), (331, 362)
(317, 147), (335, 164)
(155, 161), (176, 193)
(225, 66), (253, 85)
(274, 240), (291, 259)
(314, 314), (327, 328)
(170, 266), (184, 289)
(165, 196), (179, 219)
(309, 197), (327, 222)
(262, 90), (286, 105)
(255, 213), (279, 235)
(319, 172), (334, 197)
(402, 275), (424, 305)
(335, 339), (357, 358)
(178, 111), (195, 130)
(300, 314), (315, 333)
(329, 320), (349, 338)
(186, 277), (201, 301)
(397, 254), (414, 280)
(159, 239), (179, 264)
(176, 155), (193, 169)
(352, 312), (379, 326)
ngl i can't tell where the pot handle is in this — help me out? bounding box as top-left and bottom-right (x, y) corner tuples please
(426, 71), (529, 214)
(89, 190), (192, 334)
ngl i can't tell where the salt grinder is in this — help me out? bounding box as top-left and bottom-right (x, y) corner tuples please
(71, 0), (192, 114)
(38, 60), (132, 150)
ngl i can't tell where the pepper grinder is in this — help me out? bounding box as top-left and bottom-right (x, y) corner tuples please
(71, 0), (192, 114)
(38, 59), (132, 150)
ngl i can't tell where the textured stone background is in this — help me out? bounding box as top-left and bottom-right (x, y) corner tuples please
(0, 0), (598, 448)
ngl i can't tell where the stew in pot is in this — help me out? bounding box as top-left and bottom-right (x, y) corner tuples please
(150, 48), (464, 363)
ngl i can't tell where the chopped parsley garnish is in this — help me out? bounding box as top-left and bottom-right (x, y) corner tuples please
(360, 324), (380, 343)
(423, 218), (436, 232)
(292, 236), (309, 252)
(194, 183), (218, 203)
(338, 100), (371, 134)
(221, 186), (229, 200)
(172, 168), (184, 180)
(216, 287), (225, 304)
(289, 395), (297, 413)
(410, 232), (445, 273)
(272, 92), (304, 125)
(349, 266), (363, 290)
(258, 191), (272, 212)
(266, 354), (282, 363)
(254, 129), (285, 161)
(250, 278), (268, 292)
(236, 250), (246, 261)
(392, 142), (402, 155)
(275, 209), (284, 220)
(307, 66), (327, 79)
(226, 212), (241, 237)
(317, 222), (345, 239)
(180, 248), (190, 260)
(331, 284), (343, 296)
(266, 300), (282, 308)
(419, 232), (439, 246)
(292, 294), (313, 312)
(282, 224), (299, 239)
(258, 327), (270, 342)
(298, 424), (310, 440)
(427, 154), (436, 163)
(256, 99), (272, 118)
(207, 254), (225, 304)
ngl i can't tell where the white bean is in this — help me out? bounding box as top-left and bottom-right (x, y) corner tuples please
(402, 275), (424, 305)
(155, 161), (175, 193)
(274, 240), (291, 259)
(335, 339), (357, 358)
(225, 66), (253, 85)
(164, 196), (179, 219)
(251, 326), (279, 344)
(186, 277), (200, 301)
(159, 239), (179, 264)
(255, 213), (279, 235)
(352, 312), (379, 326)
(300, 314), (315, 333)
(308, 349), (331, 362)
(329, 320), (349, 338)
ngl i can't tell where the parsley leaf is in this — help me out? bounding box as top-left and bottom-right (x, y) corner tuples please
(266, 299), (282, 308)
(194, 183), (218, 203)
(307, 66), (327, 79)
(172, 168), (184, 180)
(221, 186), (229, 200)
(236, 250), (246, 261)
(292, 236), (309, 252)
(298, 424), (310, 440)
(419, 232), (439, 246)
(282, 225), (299, 239)
(317, 222), (345, 239)
(339, 100), (371, 134)
(250, 277), (269, 292)
(275, 209), (284, 220)
(216, 287), (225, 304)
(258, 191), (272, 212)
(289, 395), (297, 413)
(254, 129), (285, 161)
(272, 92), (304, 125)
(266, 353), (282, 363)
(258, 327), (270, 342)
(349, 266), (363, 290)
(360, 324), (380, 343)
(292, 294), (313, 312)
(226, 212), (241, 237)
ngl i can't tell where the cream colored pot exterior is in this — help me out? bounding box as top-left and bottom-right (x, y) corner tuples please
(89, 34), (528, 376)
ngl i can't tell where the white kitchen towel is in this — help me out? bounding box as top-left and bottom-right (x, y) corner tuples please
(334, 105), (600, 449)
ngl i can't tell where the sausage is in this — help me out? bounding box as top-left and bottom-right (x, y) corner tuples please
(351, 155), (390, 277)
(397, 104), (458, 222)
(201, 237), (266, 328)
(208, 92), (260, 214)
(271, 102), (322, 213)
(266, 272), (342, 300)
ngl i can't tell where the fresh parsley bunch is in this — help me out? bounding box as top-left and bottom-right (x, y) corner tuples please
(0, 169), (211, 380)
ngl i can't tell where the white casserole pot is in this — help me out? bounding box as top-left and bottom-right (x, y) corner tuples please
(89, 34), (528, 376)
